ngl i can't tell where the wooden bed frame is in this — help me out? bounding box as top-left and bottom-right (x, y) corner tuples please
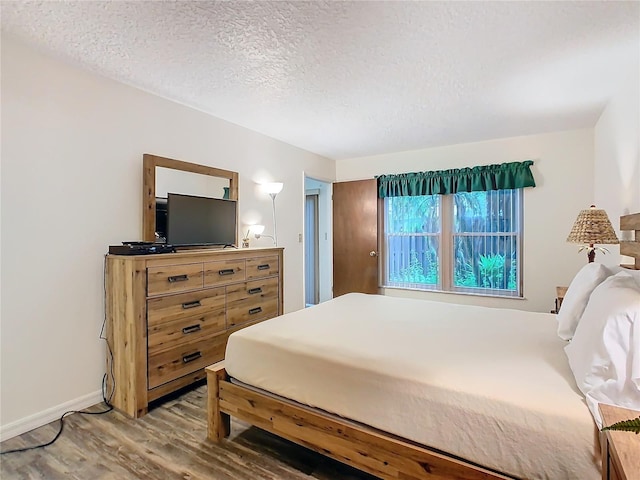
(620, 212), (640, 270)
(206, 361), (512, 480)
(206, 212), (640, 480)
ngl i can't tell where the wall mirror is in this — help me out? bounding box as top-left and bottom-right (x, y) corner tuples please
(143, 154), (239, 243)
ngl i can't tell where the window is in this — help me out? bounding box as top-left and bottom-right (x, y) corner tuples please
(385, 195), (441, 288)
(383, 189), (523, 297)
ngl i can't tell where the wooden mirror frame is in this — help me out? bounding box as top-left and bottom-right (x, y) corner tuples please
(143, 154), (239, 243)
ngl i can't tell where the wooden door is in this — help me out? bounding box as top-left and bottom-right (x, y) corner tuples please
(333, 179), (379, 297)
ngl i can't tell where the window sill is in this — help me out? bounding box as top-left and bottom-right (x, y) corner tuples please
(382, 285), (525, 300)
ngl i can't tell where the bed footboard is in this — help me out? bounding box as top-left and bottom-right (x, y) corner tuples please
(205, 362), (512, 480)
(206, 361), (230, 442)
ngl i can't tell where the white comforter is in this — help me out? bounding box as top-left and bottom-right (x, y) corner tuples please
(225, 293), (599, 480)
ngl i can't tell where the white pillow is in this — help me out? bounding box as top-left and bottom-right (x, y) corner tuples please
(565, 272), (640, 426)
(619, 268), (640, 289)
(557, 263), (611, 340)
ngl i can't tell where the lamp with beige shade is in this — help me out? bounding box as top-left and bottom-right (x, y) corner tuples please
(567, 205), (619, 263)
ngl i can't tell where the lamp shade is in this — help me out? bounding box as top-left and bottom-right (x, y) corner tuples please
(263, 182), (284, 195)
(566, 205), (619, 245)
(250, 224), (265, 235)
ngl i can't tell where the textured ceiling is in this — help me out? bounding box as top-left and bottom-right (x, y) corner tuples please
(1, 1), (638, 160)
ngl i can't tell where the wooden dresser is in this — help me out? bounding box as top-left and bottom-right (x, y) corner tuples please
(106, 247), (283, 418)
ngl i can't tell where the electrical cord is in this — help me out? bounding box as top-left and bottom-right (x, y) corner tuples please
(0, 379), (114, 454)
(1, 255), (116, 454)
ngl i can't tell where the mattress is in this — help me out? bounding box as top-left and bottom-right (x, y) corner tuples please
(225, 293), (600, 480)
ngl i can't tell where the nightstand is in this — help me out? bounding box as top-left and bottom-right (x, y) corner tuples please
(599, 403), (640, 480)
(552, 286), (568, 314)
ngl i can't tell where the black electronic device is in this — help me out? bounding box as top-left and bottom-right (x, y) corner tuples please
(108, 243), (176, 255)
(166, 193), (237, 247)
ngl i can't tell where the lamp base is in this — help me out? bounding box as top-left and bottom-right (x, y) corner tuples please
(587, 244), (595, 263)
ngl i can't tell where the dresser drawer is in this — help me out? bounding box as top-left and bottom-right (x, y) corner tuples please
(226, 277), (279, 303)
(203, 259), (246, 287)
(246, 255), (279, 279)
(147, 263), (203, 296)
(227, 297), (279, 328)
(147, 287), (225, 326)
(148, 310), (226, 355)
(148, 333), (227, 389)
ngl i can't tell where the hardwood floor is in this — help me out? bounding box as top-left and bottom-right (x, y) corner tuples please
(1, 384), (376, 480)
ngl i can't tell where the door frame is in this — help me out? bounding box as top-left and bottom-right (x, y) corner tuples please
(305, 191), (320, 305)
(302, 173), (333, 307)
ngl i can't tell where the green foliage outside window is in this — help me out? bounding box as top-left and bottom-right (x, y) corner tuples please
(478, 254), (505, 288)
(507, 254), (517, 291)
(390, 250), (438, 285)
(386, 196), (439, 234)
(385, 190), (521, 295)
(453, 253), (517, 291)
(454, 261), (477, 287)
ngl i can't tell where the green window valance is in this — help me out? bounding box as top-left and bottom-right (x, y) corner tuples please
(377, 160), (536, 198)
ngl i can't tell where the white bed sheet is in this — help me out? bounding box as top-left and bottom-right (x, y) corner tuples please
(225, 293), (599, 480)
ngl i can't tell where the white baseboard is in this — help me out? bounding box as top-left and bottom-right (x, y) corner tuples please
(0, 390), (104, 442)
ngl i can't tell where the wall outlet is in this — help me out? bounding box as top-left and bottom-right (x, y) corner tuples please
(298, 233), (303, 243)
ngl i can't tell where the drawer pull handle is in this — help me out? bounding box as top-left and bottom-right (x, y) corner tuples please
(182, 300), (201, 309)
(168, 274), (189, 283)
(257, 264), (270, 271)
(182, 324), (202, 334)
(249, 307), (262, 315)
(218, 269), (235, 276)
(248, 287), (262, 295)
(182, 352), (202, 364)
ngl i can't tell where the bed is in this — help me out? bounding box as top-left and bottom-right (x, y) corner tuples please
(206, 212), (640, 480)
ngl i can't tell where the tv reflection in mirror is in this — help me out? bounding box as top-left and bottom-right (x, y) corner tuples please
(155, 197), (168, 242)
(155, 193), (237, 247)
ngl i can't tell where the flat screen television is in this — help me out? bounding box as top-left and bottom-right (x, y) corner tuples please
(166, 193), (237, 246)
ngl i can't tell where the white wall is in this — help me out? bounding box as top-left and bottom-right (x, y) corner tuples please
(594, 57), (640, 268)
(0, 35), (335, 438)
(337, 129), (595, 313)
